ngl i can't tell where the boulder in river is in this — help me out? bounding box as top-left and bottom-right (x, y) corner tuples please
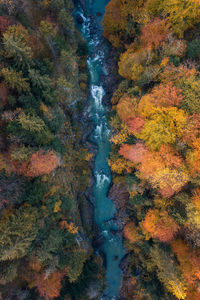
(92, 235), (105, 248)
(76, 14), (85, 24)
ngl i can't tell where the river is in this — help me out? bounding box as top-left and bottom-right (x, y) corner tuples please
(74, 1), (126, 299)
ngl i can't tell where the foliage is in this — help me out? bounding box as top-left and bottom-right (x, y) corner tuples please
(1, 68), (30, 92)
(3, 24), (32, 66)
(142, 209), (179, 242)
(106, 0), (200, 297)
(0, 206), (38, 261)
(34, 269), (67, 300)
(116, 95), (138, 122)
(140, 18), (169, 49)
(137, 106), (187, 150)
(149, 245), (187, 299)
(0, 0), (92, 299)
(124, 222), (140, 243)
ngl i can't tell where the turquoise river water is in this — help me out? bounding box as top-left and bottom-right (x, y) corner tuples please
(74, 1), (126, 299)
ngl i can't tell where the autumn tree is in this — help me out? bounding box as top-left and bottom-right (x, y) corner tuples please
(186, 138), (200, 177)
(142, 209), (179, 242)
(118, 48), (147, 81)
(137, 145), (188, 197)
(149, 245), (187, 299)
(141, 18), (169, 49)
(192, 189), (200, 210)
(180, 75), (200, 114)
(138, 82), (184, 111)
(102, 0), (136, 47)
(160, 0), (200, 37)
(111, 123), (130, 145)
(126, 116), (145, 135)
(34, 269), (67, 300)
(27, 150), (60, 177)
(166, 38), (187, 58)
(0, 206), (38, 261)
(137, 106), (187, 150)
(108, 155), (135, 174)
(28, 69), (52, 90)
(116, 95), (138, 122)
(159, 64), (198, 85)
(181, 114), (200, 146)
(3, 24), (32, 66)
(119, 143), (147, 164)
(124, 222), (140, 243)
(171, 239), (200, 286)
(1, 68), (30, 93)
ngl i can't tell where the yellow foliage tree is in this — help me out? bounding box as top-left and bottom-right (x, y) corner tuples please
(137, 106), (187, 150)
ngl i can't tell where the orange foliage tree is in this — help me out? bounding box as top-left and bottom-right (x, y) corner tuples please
(116, 96), (138, 122)
(142, 209), (179, 242)
(60, 220), (78, 234)
(34, 269), (67, 300)
(28, 150), (60, 177)
(138, 82), (184, 109)
(171, 239), (200, 286)
(120, 144), (188, 197)
(11, 150), (60, 177)
(124, 222), (140, 243)
(192, 189), (200, 210)
(103, 0), (137, 47)
(103, 0), (126, 47)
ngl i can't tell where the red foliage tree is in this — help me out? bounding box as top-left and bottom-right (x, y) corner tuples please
(119, 143), (147, 163)
(141, 18), (169, 49)
(142, 209), (179, 242)
(126, 116), (145, 135)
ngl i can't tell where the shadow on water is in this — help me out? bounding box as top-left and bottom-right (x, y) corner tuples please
(74, 1), (126, 298)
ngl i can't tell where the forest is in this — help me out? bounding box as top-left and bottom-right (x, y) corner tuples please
(0, 0), (200, 299)
(0, 0), (105, 299)
(103, 0), (200, 299)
